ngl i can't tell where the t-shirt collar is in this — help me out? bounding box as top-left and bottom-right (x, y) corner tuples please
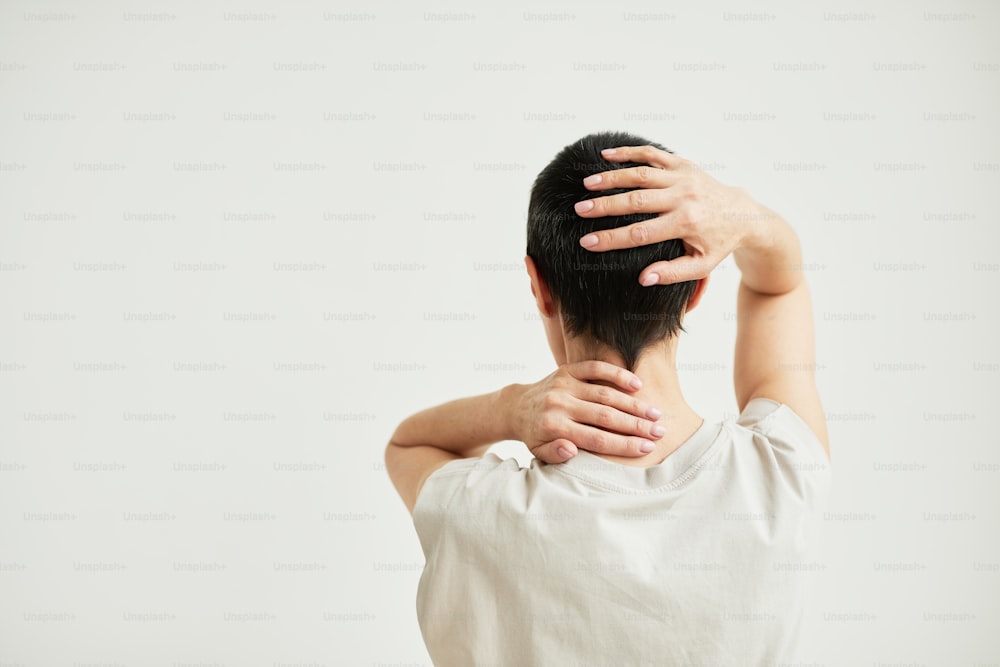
(554, 418), (723, 490)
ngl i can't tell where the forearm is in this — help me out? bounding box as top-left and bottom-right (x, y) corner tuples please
(732, 199), (804, 295)
(388, 384), (524, 458)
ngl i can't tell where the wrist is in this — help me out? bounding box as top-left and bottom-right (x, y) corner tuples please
(498, 383), (526, 442)
(735, 196), (780, 253)
(733, 202), (803, 295)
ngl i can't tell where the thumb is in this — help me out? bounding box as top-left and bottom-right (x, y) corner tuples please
(639, 256), (713, 286)
(531, 439), (578, 464)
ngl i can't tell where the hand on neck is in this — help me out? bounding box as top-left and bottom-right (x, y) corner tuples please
(561, 335), (704, 467)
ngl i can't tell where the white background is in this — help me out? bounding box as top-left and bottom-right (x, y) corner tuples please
(1, 0), (998, 664)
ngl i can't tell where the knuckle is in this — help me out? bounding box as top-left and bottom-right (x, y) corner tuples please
(594, 386), (614, 403)
(635, 166), (654, 184)
(539, 414), (559, 433)
(535, 448), (555, 464)
(629, 222), (649, 245)
(594, 408), (614, 427)
(660, 266), (680, 283)
(590, 432), (608, 451)
(675, 207), (694, 229)
(627, 189), (647, 209)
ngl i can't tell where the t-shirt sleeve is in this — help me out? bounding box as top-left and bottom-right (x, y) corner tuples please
(411, 453), (513, 559)
(736, 397), (832, 505)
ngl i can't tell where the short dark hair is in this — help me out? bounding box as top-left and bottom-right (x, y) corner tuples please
(526, 130), (697, 371)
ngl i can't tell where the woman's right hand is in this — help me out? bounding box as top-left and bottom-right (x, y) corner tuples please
(508, 361), (666, 464)
(573, 144), (765, 287)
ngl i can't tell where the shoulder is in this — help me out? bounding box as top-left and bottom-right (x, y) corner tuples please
(414, 453), (526, 514)
(411, 452), (530, 548)
(737, 398), (828, 460)
(731, 397), (832, 500)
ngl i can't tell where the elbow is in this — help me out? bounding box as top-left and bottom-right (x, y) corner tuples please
(384, 439), (405, 482)
(384, 436), (403, 464)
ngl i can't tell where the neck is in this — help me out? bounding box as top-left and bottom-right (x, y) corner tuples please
(562, 336), (703, 467)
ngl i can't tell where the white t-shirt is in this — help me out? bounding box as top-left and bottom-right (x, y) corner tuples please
(413, 398), (832, 666)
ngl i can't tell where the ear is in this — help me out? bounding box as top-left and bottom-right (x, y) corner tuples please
(524, 256), (557, 318)
(686, 275), (710, 312)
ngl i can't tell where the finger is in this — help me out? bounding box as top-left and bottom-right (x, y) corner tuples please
(576, 383), (663, 421)
(638, 255), (716, 286)
(600, 145), (688, 170)
(567, 395), (666, 441)
(574, 187), (676, 219)
(531, 439), (578, 464)
(582, 165), (680, 191)
(580, 212), (684, 253)
(565, 422), (655, 458)
(566, 360), (643, 391)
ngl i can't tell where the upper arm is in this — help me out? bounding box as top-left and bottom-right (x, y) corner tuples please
(733, 279), (830, 458)
(384, 442), (462, 514)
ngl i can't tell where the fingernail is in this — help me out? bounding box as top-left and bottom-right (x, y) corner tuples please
(557, 446), (572, 459)
(646, 407), (662, 420)
(574, 200), (594, 213)
(580, 234), (599, 248)
(602, 148), (617, 156)
(651, 424), (666, 437)
(629, 377), (642, 390)
(639, 441), (655, 453)
(583, 174), (602, 186)
(641, 273), (658, 287)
